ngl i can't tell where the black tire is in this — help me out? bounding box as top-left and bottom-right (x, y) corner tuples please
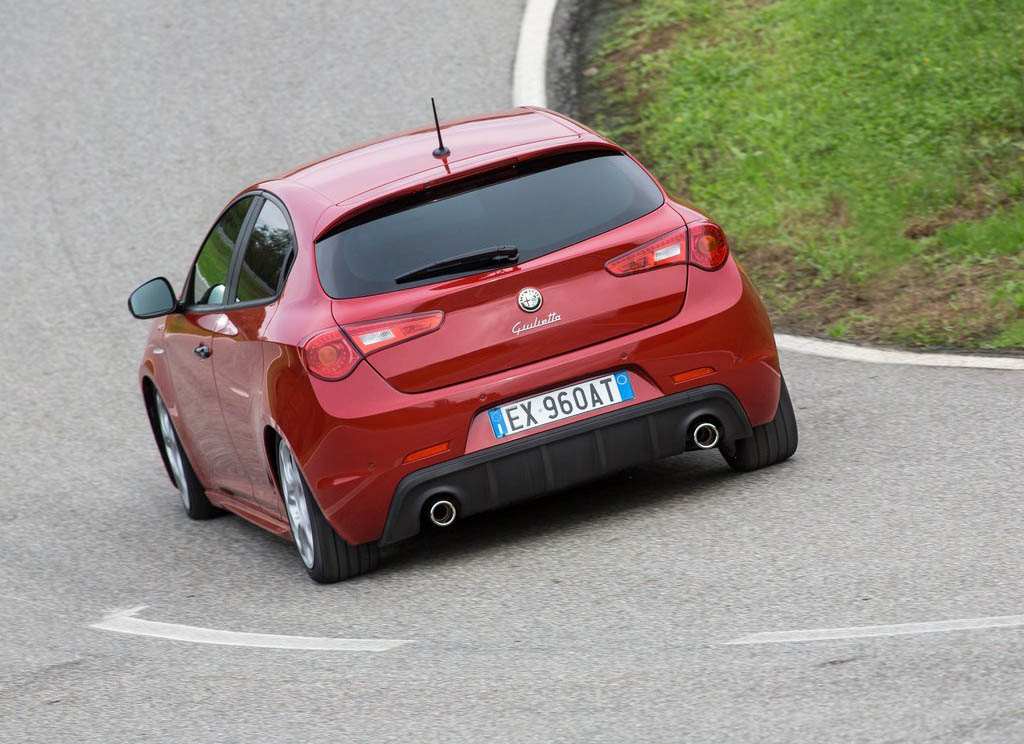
(153, 392), (220, 519)
(721, 377), (798, 472)
(276, 438), (380, 584)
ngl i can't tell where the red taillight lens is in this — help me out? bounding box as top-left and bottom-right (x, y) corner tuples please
(687, 221), (729, 270)
(605, 228), (687, 276)
(343, 310), (444, 355)
(301, 328), (361, 381)
(605, 222), (729, 276)
(301, 311), (444, 381)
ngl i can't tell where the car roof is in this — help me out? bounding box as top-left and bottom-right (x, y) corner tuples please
(276, 107), (607, 210)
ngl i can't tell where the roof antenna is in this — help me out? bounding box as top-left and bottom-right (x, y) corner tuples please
(431, 97), (450, 159)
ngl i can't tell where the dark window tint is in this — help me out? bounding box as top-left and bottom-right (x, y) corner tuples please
(234, 200), (292, 303)
(315, 151), (664, 298)
(189, 196), (253, 306)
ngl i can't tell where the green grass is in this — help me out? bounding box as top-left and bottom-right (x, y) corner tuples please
(194, 230), (233, 302)
(583, 0), (1024, 349)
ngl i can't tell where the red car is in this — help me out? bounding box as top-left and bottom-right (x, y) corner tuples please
(129, 107), (797, 583)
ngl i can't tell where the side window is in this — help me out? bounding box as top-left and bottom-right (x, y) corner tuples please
(234, 200), (293, 303)
(188, 196), (254, 306)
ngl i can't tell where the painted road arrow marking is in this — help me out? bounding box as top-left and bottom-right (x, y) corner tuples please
(90, 606), (412, 651)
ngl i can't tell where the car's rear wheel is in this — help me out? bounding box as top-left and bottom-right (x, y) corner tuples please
(721, 377), (798, 472)
(154, 392), (220, 519)
(276, 439), (380, 583)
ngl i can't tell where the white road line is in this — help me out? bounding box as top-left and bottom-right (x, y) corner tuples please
(90, 606), (411, 652)
(724, 613), (1024, 645)
(513, 0), (1024, 370)
(513, 0), (557, 106)
(776, 333), (1024, 370)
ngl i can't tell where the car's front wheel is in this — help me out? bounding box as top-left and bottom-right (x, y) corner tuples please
(153, 392), (220, 519)
(276, 439), (380, 583)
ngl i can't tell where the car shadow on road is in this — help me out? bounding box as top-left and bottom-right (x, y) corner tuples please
(378, 451), (742, 576)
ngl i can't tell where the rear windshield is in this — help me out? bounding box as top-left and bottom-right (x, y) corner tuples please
(314, 151), (664, 298)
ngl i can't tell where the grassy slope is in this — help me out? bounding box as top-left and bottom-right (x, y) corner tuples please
(582, 0), (1024, 349)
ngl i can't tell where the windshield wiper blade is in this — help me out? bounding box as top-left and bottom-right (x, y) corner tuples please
(395, 245), (519, 284)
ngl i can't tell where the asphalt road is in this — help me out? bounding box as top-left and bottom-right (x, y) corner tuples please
(2, 2), (1024, 742)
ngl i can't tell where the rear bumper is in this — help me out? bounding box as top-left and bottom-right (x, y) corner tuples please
(379, 384), (751, 545)
(276, 255), (780, 546)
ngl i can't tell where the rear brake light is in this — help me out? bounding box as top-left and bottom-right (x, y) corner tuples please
(605, 222), (730, 276)
(688, 221), (729, 270)
(605, 228), (687, 276)
(301, 328), (361, 381)
(343, 310), (444, 355)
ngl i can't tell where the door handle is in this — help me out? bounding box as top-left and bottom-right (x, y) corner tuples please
(193, 344), (211, 359)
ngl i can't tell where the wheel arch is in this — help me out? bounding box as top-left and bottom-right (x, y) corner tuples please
(263, 423), (339, 535)
(263, 425), (283, 496)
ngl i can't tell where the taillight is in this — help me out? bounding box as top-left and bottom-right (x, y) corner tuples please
(687, 221), (729, 270)
(605, 228), (687, 276)
(301, 311), (445, 382)
(343, 310), (444, 355)
(605, 222), (729, 276)
(301, 328), (361, 381)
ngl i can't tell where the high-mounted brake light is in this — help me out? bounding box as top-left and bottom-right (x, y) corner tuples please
(301, 328), (361, 381)
(605, 221), (730, 276)
(343, 310), (445, 355)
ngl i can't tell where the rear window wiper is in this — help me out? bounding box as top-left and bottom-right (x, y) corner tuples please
(395, 245), (519, 284)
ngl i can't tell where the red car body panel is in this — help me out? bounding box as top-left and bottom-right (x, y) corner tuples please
(138, 107), (781, 547)
(331, 201), (688, 393)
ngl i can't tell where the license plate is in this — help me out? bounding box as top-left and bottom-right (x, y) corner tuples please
(487, 371), (635, 439)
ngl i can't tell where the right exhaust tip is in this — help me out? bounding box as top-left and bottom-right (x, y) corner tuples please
(692, 421), (721, 450)
(428, 498), (457, 527)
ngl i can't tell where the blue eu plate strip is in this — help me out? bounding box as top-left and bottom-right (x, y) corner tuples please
(614, 372), (635, 402)
(488, 408), (508, 438)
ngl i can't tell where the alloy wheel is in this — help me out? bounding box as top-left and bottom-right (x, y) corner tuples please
(155, 395), (189, 510)
(278, 441), (315, 569)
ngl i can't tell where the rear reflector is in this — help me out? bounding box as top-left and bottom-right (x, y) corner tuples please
(403, 441), (450, 463)
(343, 311), (445, 355)
(672, 366), (715, 384)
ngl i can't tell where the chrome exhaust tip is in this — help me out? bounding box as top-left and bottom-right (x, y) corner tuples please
(692, 421), (720, 450)
(428, 499), (457, 527)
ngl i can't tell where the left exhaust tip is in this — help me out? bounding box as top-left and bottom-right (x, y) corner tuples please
(691, 421), (721, 450)
(428, 499), (457, 527)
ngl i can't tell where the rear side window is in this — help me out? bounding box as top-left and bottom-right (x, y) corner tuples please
(315, 151), (664, 298)
(234, 200), (293, 303)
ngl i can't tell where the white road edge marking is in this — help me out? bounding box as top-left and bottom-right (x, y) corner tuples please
(90, 606), (411, 652)
(512, 1), (1024, 370)
(776, 333), (1024, 370)
(513, 0), (557, 107)
(724, 613), (1024, 645)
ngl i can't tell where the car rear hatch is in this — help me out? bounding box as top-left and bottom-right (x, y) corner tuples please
(319, 150), (688, 393)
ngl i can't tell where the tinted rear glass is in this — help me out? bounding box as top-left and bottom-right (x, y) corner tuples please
(315, 151), (664, 298)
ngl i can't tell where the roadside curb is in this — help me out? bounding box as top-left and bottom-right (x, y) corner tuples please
(512, 0), (1024, 370)
(513, 0), (557, 108)
(774, 334), (1024, 370)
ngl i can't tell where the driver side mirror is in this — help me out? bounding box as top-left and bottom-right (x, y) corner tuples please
(128, 277), (179, 319)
